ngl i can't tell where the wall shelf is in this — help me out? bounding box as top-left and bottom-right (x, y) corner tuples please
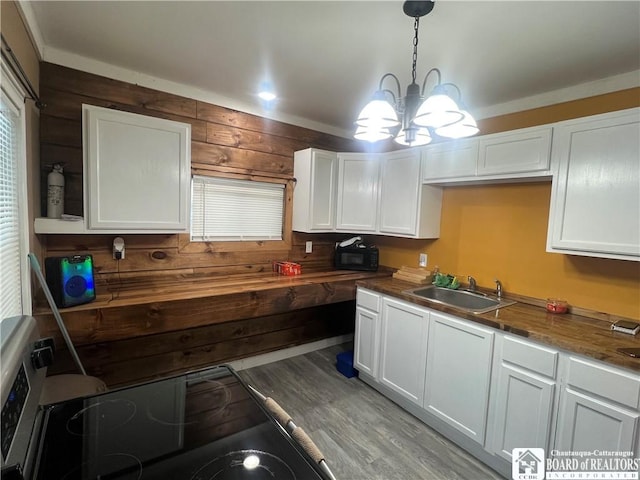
(34, 217), (88, 234)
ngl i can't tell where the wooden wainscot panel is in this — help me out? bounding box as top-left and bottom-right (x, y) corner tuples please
(196, 100), (358, 152)
(41, 114), (81, 148)
(191, 141), (293, 176)
(35, 281), (359, 347)
(44, 234), (179, 252)
(40, 145), (82, 174)
(38, 62), (365, 385)
(45, 302), (355, 387)
(40, 86), (207, 142)
(206, 122), (309, 157)
(42, 62), (198, 118)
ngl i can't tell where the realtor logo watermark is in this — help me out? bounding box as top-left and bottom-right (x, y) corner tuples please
(513, 448), (545, 480)
(512, 448), (639, 480)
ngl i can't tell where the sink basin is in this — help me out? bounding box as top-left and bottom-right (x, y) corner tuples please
(403, 286), (516, 314)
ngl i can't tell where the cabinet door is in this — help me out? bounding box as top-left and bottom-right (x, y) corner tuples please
(424, 311), (494, 444)
(555, 388), (639, 453)
(421, 139), (478, 181)
(354, 306), (380, 378)
(83, 105), (191, 231)
(379, 298), (429, 406)
(478, 126), (552, 176)
(547, 108), (640, 260)
(491, 364), (555, 462)
(378, 150), (421, 236)
(293, 149), (337, 232)
(336, 153), (379, 232)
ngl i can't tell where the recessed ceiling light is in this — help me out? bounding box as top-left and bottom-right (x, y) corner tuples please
(258, 91), (276, 101)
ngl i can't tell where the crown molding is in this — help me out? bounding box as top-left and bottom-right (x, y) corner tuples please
(474, 70), (640, 120)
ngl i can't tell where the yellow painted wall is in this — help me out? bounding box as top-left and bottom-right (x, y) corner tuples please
(375, 88), (640, 320)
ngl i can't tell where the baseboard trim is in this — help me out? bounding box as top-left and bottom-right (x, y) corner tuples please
(228, 334), (354, 371)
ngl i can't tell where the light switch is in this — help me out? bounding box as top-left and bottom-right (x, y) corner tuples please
(305, 241), (313, 253)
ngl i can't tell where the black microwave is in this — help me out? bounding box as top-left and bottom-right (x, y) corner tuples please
(335, 245), (379, 271)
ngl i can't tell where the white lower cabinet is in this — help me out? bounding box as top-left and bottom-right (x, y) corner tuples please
(379, 297), (429, 406)
(354, 289), (381, 378)
(353, 288), (640, 478)
(424, 312), (495, 444)
(555, 389), (639, 452)
(488, 335), (558, 463)
(554, 356), (640, 453)
(354, 307), (380, 378)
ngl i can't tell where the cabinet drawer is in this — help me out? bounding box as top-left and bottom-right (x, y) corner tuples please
(567, 357), (640, 409)
(357, 288), (380, 312)
(502, 336), (558, 379)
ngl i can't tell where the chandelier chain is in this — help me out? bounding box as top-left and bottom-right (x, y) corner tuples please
(411, 17), (419, 84)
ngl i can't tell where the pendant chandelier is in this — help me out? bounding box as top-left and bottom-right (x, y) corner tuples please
(354, 1), (478, 147)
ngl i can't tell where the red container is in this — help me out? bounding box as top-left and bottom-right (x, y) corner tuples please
(272, 261), (301, 276)
(546, 298), (568, 314)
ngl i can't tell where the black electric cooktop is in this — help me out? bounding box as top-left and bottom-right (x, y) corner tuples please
(32, 366), (328, 480)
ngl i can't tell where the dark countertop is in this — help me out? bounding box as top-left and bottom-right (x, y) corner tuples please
(35, 269), (392, 313)
(356, 277), (640, 373)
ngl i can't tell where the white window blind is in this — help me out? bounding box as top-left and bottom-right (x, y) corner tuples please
(0, 88), (23, 320)
(191, 175), (284, 241)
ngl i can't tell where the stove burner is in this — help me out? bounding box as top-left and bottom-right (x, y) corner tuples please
(66, 399), (137, 436)
(190, 449), (296, 480)
(146, 379), (231, 426)
(60, 452), (142, 480)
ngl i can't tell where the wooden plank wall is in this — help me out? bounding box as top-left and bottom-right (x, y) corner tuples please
(37, 63), (361, 387)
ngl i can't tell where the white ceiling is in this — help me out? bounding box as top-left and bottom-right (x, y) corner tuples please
(19, 1), (640, 138)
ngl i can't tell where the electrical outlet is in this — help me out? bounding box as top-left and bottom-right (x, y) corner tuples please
(305, 241), (313, 254)
(419, 253), (427, 267)
(113, 237), (125, 260)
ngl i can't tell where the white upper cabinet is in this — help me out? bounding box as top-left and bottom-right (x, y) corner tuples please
(292, 148), (338, 232)
(336, 153), (380, 232)
(421, 138), (478, 181)
(293, 148), (442, 238)
(547, 108), (640, 261)
(378, 149), (442, 238)
(83, 105), (191, 232)
(422, 126), (552, 184)
(478, 126), (552, 176)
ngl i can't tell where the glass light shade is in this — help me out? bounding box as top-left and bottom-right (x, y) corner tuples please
(435, 110), (479, 139)
(354, 126), (392, 142)
(355, 97), (400, 129)
(394, 127), (432, 147)
(413, 93), (464, 128)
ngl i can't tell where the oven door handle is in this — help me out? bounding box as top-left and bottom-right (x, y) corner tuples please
(248, 384), (337, 480)
(291, 426), (337, 480)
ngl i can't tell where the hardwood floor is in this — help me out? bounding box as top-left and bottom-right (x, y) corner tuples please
(239, 344), (506, 480)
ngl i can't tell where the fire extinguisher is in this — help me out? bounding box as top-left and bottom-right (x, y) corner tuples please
(47, 164), (64, 219)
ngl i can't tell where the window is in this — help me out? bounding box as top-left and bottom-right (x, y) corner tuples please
(0, 65), (30, 320)
(191, 175), (285, 241)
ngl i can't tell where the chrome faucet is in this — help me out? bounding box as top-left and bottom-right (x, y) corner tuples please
(494, 279), (502, 299)
(467, 276), (477, 292)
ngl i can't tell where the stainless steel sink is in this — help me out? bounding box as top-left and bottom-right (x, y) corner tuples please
(403, 286), (516, 314)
